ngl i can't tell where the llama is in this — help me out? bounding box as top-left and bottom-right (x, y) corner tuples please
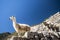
(9, 16), (30, 38)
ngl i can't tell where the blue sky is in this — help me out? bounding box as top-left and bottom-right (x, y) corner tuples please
(0, 0), (60, 33)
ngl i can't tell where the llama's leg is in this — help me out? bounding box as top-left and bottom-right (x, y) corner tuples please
(22, 32), (28, 38)
(18, 33), (21, 37)
(17, 33), (21, 40)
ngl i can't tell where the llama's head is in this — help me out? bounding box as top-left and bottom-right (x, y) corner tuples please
(9, 16), (16, 21)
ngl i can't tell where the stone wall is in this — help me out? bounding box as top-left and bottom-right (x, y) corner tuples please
(8, 32), (60, 40)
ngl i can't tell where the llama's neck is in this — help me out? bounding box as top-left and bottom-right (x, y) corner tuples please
(12, 19), (18, 32)
(12, 19), (17, 28)
(13, 20), (16, 25)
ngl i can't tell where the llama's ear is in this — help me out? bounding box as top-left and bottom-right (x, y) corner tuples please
(12, 16), (14, 17)
(12, 16), (15, 18)
(14, 17), (16, 19)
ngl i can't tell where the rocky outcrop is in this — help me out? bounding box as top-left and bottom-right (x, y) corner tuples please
(2, 12), (60, 40)
(0, 32), (11, 40)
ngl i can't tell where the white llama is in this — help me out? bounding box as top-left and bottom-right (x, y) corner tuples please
(9, 16), (30, 38)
